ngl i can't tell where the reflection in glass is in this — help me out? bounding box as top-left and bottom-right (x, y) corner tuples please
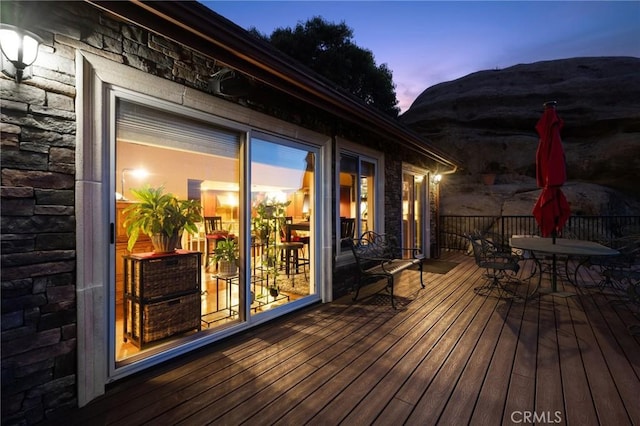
(249, 138), (315, 317)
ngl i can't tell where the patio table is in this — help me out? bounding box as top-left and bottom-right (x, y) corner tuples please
(510, 236), (619, 296)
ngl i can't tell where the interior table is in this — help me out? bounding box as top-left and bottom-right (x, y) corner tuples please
(284, 222), (310, 242)
(510, 236), (619, 296)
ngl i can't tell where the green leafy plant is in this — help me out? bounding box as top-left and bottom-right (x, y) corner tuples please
(212, 236), (239, 276)
(123, 185), (202, 252)
(213, 236), (239, 264)
(251, 198), (291, 292)
(251, 199), (291, 244)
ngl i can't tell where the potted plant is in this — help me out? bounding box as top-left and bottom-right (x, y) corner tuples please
(251, 198), (291, 297)
(481, 161), (504, 185)
(212, 236), (239, 276)
(251, 201), (275, 243)
(123, 185), (203, 253)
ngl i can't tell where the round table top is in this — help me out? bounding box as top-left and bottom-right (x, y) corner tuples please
(510, 236), (619, 256)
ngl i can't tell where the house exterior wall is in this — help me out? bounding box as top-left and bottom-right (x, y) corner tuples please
(1, 9), (79, 423)
(1, 2), (443, 423)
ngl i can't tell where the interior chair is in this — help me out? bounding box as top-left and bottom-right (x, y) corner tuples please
(340, 217), (356, 249)
(278, 217), (309, 280)
(204, 216), (223, 234)
(204, 216), (227, 270)
(290, 216), (311, 264)
(466, 231), (522, 299)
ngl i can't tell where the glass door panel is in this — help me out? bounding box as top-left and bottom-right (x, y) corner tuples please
(339, 154), (377, 252)
(249, 137), (316, 315)
(414, 176), (424, 251)
(402, 172), (425, 255)
(114, 99), (241, 364)
(360, 161), (375, 233)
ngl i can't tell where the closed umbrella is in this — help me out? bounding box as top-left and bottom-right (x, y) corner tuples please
(532, 101), (571, 294)
(533, 101), (570, 239)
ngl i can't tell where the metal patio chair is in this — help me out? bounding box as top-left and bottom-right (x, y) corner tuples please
(466, 231), (523, 300)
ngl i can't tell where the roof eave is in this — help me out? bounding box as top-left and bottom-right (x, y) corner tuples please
(88, 0), (458, 170)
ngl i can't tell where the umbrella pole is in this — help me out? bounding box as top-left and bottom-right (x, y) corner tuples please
(551, 228), (557, 291)
(551, 253), (557, 292)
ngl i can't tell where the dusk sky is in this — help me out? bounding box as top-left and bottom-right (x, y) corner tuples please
(203, 1), (640, 113)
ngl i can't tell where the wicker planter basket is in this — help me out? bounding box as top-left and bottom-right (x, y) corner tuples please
(217, 260), (238, 277)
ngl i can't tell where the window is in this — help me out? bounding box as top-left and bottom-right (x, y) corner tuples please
(338, 153), (378, 252)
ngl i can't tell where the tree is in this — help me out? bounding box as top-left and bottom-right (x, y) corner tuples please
(251, 17), (400, 118)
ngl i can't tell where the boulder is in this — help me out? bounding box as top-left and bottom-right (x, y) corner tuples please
(438, 174), (640, 217)
(401, 57), (640, 214)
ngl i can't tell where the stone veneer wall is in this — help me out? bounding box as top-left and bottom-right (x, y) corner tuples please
(1, 7), (79, 424)
(384, 157), (403, 241)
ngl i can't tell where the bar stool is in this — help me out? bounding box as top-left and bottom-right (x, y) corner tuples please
(279, 241), (306, 278)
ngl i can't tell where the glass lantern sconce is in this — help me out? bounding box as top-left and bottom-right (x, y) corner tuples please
(0, 24), (42, 83)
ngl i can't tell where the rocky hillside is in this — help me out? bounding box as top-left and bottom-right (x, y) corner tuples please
(401, 56), (640, 216)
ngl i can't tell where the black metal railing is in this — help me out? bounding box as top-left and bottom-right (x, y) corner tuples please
(439, 215), (640, 253)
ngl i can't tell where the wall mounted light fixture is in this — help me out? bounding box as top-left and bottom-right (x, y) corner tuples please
(0, 24), (42, 83)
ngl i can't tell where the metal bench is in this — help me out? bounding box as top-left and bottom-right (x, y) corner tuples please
(349, 231), (425, 308)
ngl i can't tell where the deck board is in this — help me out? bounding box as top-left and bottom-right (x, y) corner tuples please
(66, 251), (640, 426)
(407, 282), (498, 425)
(555, 295), (598, 425)
(572, 292), (637, 425)
(436, 291), (514, 425)
(470, 296), (524, 425)
(535, 296), (564, 418)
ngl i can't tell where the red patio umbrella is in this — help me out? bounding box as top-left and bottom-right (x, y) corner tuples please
(532, 101), (570, 240)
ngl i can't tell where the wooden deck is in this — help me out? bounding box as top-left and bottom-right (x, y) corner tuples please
(67, 251), (640, 425)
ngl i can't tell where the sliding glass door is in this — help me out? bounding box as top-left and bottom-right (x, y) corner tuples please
(110, 95), (320, 370)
